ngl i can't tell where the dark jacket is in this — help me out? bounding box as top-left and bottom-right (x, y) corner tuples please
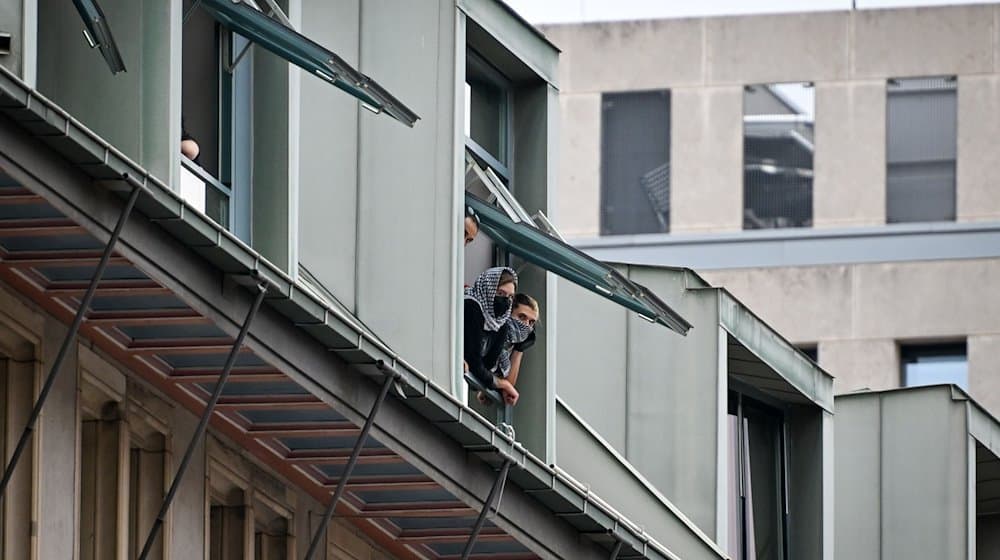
(463, 299), (536, 388)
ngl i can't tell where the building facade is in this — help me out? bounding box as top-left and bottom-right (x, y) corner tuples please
(0, 0), (789, 558)
(542, 4), (1000, 414)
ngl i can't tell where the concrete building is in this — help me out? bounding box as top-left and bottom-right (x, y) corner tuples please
(0, 0), (841, 558)
(541, 4), (1000, 414)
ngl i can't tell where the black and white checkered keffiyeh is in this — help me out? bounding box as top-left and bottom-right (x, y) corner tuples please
(464, 266), (516, 332)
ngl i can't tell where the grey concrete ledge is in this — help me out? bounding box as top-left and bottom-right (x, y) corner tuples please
(571, 221), (1000, 270)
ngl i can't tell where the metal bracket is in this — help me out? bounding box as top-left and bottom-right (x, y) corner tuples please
(609, 540), (623, 560)
(137, 282), (268, 560)
(460, 459), (513, 560)
(222, 28), (254, 74)
(0, 185), (142, 502)
(303, 366), (401, 560)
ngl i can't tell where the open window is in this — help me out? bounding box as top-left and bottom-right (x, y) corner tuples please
(465, 167), (690, 334)
(71, 0), (126, 74)
(198, 0), (417, 126)
(181, 0), (419, 240)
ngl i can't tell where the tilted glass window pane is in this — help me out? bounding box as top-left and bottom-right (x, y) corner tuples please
(743, 83), (814, 230)
(886, 77), (957, 223)
(72, 0), (126, 74)
(600, 90), (671, 235)
(198, 0), (418, 126)
(466, 194), (691, 335)
(901, 343), (967, 390)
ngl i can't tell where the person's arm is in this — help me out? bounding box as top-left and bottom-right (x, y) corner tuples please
(506, 331), (534, 387)
(506, 351), (523, 387)
(463, 301), (495, 388)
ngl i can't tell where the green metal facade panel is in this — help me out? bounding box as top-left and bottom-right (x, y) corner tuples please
(0, 0), (24, 77)
(555, 401), (727, 560)
(624, 266), (722, 537)
(834, 394), (882, 560)
(880, 387), (968, 559)
(836, 387), (973, 560)
(36, 0), (172, 181)
(355, 0), (457, 389)
(555, 277), (628, 451)
(296, 0), (361, 312)
(456, 0), (560, 87)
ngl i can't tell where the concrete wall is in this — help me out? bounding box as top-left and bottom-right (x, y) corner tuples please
(0, 280), (397, 560)
(543, 4), (1000, 237)
(701, 259), (1000, 406)
(835, 387), (971, 560)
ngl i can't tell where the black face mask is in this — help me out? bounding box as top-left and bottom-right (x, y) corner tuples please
(493, 295), (511, 317)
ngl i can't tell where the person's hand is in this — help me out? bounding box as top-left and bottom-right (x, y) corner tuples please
(495, 379), (519, 406)
(463, 360), (469, 372)
(476, 391), (489, 405)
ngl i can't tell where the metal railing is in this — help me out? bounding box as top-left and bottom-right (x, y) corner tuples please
(180, 156), (232, 229)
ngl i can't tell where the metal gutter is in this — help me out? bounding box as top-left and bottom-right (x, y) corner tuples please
(0, 65), (695, 560)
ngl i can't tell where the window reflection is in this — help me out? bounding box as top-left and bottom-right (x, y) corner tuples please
(743, 83), (814, 230)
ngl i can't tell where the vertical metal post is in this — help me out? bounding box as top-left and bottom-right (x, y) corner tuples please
(609, 540), (623, 560)
(0, 185), (141, 501)
(303, 369), (399, 560)
(136, 282), (267, 560)
(460, 459), (513, 560)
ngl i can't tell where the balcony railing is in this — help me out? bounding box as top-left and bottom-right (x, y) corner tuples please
(180, 156), (232, 229)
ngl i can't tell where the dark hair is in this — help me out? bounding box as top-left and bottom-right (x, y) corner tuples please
(513, 293), (539, 313)
(498, 269), (517, 289)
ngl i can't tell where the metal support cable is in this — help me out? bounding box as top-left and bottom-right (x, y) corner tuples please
(460, 459), (513, 560)
(137, 282), (267, 560)
(303, 370), (399, 560)
(0, 185), (141, 501)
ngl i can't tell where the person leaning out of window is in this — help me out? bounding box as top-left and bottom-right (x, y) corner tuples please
(463, 267), (522, 405)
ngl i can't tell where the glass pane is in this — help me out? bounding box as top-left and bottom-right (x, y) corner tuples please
(886, 77), (957, 223)
(465, 76), (507, 164)
(206, 185), (230, 228)
(743, 83), (814, 230)
(466, 194), (691, 334)
(902, 344), (968, 390)
(600, 90), (670, 235)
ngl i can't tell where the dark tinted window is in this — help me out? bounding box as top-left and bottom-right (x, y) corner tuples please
(886, 77), (957, 223)
(600, 90), (670, 235)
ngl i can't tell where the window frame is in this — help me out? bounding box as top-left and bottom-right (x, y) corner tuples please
(900, 341), (968, 390)
(599, 89), (673, 236)
(197, 0), (418, 126)
(741, 82), (816, 231)
(885, 76), (958, 224)
(465, 48), (513, 180)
